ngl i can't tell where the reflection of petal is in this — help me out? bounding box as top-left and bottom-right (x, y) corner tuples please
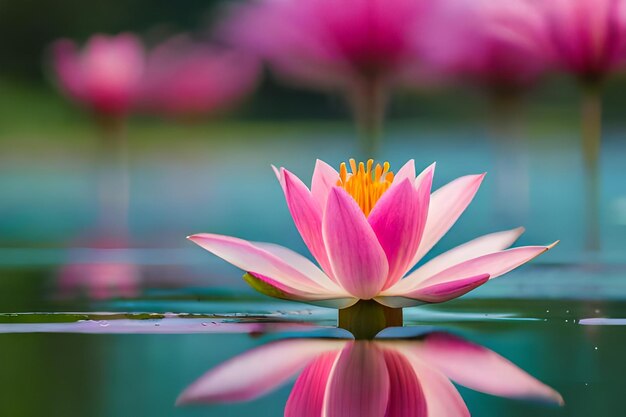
(177, 339), (345, 404)
(412, 333), (564, 404)
(57, 262), (141, 300)
(409, 357), (470, 417)
(325, 342), (390, 417)
(382, 348), (427, 417)
(285, 350), (341, 417)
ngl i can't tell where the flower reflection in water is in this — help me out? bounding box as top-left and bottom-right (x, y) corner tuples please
(55, 239), (141, 300)
(178, 332), (563, 415)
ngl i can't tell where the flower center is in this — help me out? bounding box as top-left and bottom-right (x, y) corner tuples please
(337, 159), (395, 216)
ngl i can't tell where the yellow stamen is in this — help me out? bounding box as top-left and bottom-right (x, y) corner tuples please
(336, 158), (395, 216)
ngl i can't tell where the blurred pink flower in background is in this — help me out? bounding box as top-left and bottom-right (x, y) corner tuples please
(539, 0), (626, 82)
(420, 0), (550, 91)
(221, 0), (428, 91)
(52, 33), (145, 117)
(178, 333), (563, 414)
(139, 35), (260, 118)
(220, 0), (433, 154)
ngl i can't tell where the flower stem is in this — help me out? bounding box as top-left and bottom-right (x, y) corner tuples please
(580, 83), (602, 252)
(350, 76), (387, 159)
(338, 300), (403, 340)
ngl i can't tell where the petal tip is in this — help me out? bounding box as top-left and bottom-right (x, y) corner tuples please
(547, 240), (560, 250)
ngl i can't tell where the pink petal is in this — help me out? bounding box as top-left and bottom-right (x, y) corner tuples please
(272, 164), (285, 189)
(392, 159), (416, 184)
(416, 244), (557, 288)
(325, 342), (390, 417)
(188, 233), (331, 294)
(391, 243), (556, 295)
(310, 159), (339, 210)
(414, 162), (436, 187)
(253, 242), (342, 292)
(402, 227), (525, 286)
(285, 350), (341, 417)
(282, 169), (336, 280)
(405, 355), (470, 417)
(368, 177), (430, 290)
(323, 187), (389, 299)
(52, 40), (85, 100)
(377, 274), (490, 307)
(416, 333), (564, 404)
(409, 173), (486, 268)
(247, 272), (357, 308)
(382, 347), (427, 417)
(177, 339), (345, 404)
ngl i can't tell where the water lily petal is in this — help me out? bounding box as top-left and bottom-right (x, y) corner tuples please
(405, 227), (525, 285)
(325, 342), (390, 417)
(282, 168), (336, 280)
(368, 177), (430, 290)
(244, 273), (357, 308)
(310, 159), (339, 210)
(285, 350), (341, 417)
(409, 173), (486, 268)
(391, 243), (555, 295)
(414, 162), (436, 187)
(378, 274), (489, 306)
(188, 233), (329, 293)
(272, 164), (285, 189)
(416, 333), (564, 404)
(382, 348), (427, 417)
(253, 242), (342, 292)
(323, 187), (389, 299)
(177, 339), (345, 404)
(392, 159), (416, 184)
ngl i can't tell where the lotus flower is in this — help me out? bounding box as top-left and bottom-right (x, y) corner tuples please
(139, 35), (260, 117)
(177, 332), (564, 415)
(222, 0), (428, 91)
(51, 33), (145, 117)
(539, 0), (626, 81)
(420, 0), (550, 91)
(535, 0), (626, 251)
(189, 159), (556, 309)
(220, 0), (432, 155)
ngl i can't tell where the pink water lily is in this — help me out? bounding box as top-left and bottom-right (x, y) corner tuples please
(220, 0), (429, 91)
(177, 332), (563, 415)
(51, 33), (145, 117)
(420, 0), (550, 91)
(538, 0), (626, 81)
(189, 160), (556, 309)
(139, 35), (260, 117)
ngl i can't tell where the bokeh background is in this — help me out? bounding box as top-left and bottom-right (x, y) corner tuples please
(1, 0), (625, 416)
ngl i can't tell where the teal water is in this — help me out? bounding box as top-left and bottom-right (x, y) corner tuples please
(0, 264), (624, 416)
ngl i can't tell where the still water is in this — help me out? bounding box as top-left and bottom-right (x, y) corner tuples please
(0, 265), (623, 417)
